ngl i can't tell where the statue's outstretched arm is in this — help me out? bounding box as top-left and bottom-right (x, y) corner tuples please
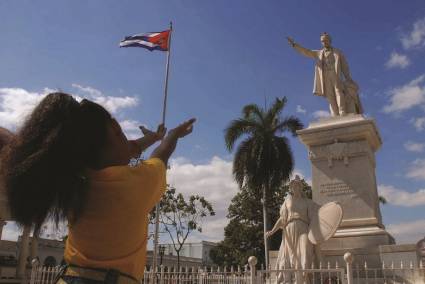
(266, 217), (284, 238)
(287, 37), (318, 59)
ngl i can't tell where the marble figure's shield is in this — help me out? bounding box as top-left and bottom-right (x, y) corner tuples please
(308, 202), (342, 245)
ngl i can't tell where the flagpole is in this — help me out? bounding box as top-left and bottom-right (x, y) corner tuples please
(161, 22), (172, 126)
(152, 21), (172, 281)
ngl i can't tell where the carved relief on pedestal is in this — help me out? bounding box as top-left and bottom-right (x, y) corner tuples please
(308, 139), (374, 168)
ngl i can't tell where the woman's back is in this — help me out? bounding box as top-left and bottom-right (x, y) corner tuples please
(0, 93), (196, 283)
(65, 158), (166, 280)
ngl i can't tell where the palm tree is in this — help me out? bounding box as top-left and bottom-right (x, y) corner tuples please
(224, 97), (303, 268)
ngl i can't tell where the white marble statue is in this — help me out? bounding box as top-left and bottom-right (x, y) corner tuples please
(287, 33), (363, 116)
(266, 175), (316, 283)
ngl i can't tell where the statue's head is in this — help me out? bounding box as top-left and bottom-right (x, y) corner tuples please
(289, 175), (304, 198)
(320, 32), (332, 48)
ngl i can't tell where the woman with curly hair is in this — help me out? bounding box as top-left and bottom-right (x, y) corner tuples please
(0, 92), (195, 284)
(0, 127), (13, 150)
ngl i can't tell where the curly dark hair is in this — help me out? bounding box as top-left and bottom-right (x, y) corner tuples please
(0, 93), (112, 229)
(0, 127), (13, 150)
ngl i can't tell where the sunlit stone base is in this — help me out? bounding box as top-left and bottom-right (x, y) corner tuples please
(297, 114), (394, 268)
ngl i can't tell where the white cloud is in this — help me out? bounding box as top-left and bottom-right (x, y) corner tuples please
(167, 156), (239, 241)
(185, 217), (232, 243)
(72, 84), (138, 113)
(378, 184), (425, 207)
(296, 105), (307, 114)
(0, 88), (50, 130)
(71, 84), (103, 97)
(404, 141), (425, 152)
(168, 156), (238, 213)
(92, 96), (137, 114)
(406, 159), (425, 180)
(120, 119), (142, 139)
(312, 110), (330, 119)
(2, 222), (22, 241)
(165, 157), (307, 242)
(382, 74), (425, 113)
(385, 52), (410, 69)
(120, 119), (140, 133)
(387, 219), (425, 244)
(170, 157), (191, 165)
(0, 85), (139, 132)
(401, 17), (425, 49)
(411, 116), (425, 132)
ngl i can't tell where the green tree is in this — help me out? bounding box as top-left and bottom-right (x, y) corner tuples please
(210, 179), (311, 267)
(150, 186), (215, 270)
(224, 97), (303, 267)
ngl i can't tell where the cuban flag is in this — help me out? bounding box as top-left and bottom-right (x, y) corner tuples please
(120, 30), (170, 51)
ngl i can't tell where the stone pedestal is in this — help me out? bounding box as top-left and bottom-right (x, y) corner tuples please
(297, 114), (394, 268)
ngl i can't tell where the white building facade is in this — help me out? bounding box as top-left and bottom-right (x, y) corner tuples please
(160, 241), (217, 265)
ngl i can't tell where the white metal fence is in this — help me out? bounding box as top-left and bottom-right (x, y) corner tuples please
(30, 265), (61, 284)
(142, 266), (251, 284)
(350, 260), (425, 284)
(29, 254), (425, 284)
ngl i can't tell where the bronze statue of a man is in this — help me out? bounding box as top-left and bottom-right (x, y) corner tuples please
(287, 33), (363, 116)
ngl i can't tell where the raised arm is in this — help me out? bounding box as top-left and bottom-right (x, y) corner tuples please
(128, 124), (166, 158)
(287, 37), (319, 59)
(150, 118), (196, 165)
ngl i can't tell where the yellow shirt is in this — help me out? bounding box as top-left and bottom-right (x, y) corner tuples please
(64, 158), (166, 280)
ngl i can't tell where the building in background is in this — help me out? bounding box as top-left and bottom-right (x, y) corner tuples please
(159, 241), (217, 266)
(145, 251), (202, 269)
(22, 237), (65, 266)
(146, 241), (218, 268)
(0, 237), (64, 279)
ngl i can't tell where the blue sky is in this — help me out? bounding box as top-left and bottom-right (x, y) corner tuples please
(0, 0), (424, 244)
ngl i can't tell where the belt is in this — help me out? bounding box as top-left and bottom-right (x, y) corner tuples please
(60, 266), (139, 284)
(287, 218), (309, 225)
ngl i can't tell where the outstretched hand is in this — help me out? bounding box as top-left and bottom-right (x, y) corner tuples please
(169, 118), (196, 139)
(265, 230), (274, 239)
(149, 118), (196, 164)
(140, 124), (167, 142)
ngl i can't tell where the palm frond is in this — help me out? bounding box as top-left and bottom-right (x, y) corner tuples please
(265, 97), (287, 126)
(226, 97), (299, 195)
(233, 137), (255, 188)
(274, 116), (304, 136)
(224, 118), (259, 151)
(270, 136), (293, 189)
(242, 104), (264, 121)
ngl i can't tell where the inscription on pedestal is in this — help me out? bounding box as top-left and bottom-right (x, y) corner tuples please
(319, 182), (355, 197)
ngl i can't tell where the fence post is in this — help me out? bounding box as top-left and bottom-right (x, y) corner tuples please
(29, 258), (40, 284)
(248, 256), (257, 284)
(160, 265), (164, 284)
(344, 252), (354, 284)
